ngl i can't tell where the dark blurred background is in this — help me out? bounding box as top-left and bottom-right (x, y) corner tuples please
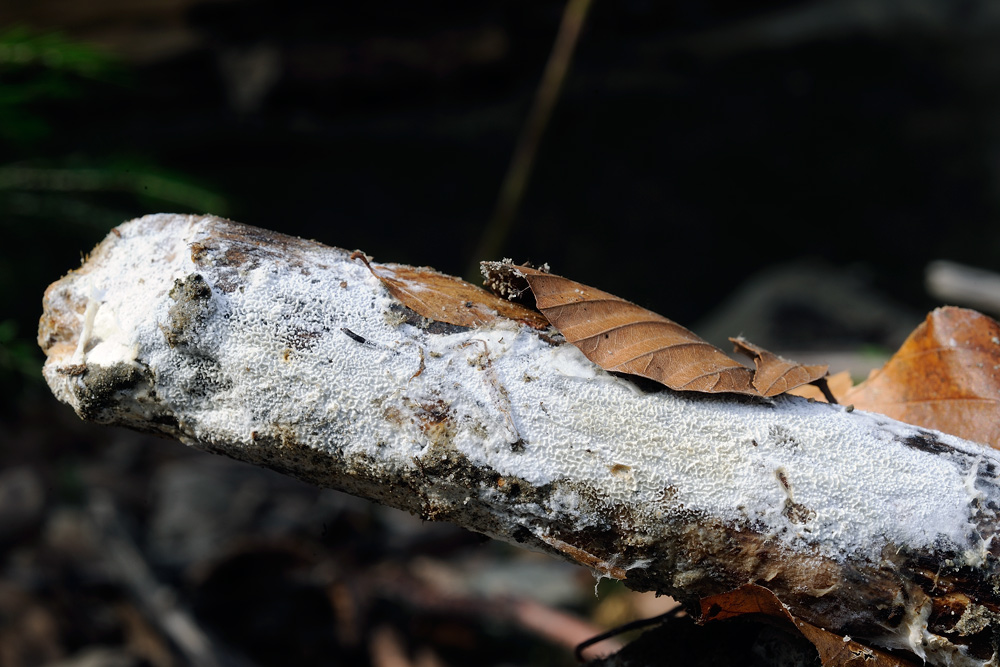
(6, 0), (1000, 402)
(3, 1), (1000, 665)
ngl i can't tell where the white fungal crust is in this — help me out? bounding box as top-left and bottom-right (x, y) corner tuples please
(39, 214), (1000, 666)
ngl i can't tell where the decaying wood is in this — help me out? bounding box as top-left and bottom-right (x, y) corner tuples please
(39, 214), (1000, 667)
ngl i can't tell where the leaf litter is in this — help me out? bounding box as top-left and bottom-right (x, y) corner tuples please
(699, 584), (918, 667)
(482, 262), (828, 398)
(842, 307), (1000, 448)
(730, 336), (829, 398)
(790, 307), (1000, 448)
(352, 252), (549, 330)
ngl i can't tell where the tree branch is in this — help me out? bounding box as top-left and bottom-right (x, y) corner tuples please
(39, 214), (1000, 666)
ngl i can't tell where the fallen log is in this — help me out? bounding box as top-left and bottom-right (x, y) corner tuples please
(39, 214), (1000, 666)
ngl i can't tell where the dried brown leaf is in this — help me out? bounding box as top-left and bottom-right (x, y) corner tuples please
(700, 584), (917, 667)
(842, 307), (1000, 447)
(512, 265), (758, 395)
(730, 336), (828, 397)
(495, 264), (826, 397)
(353, 253), (549, 330)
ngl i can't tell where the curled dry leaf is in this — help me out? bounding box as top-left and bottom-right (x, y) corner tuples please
(842, 307), (1000, 448)
(352, 252), (549, 330)
(483, 262), (826, 397)
(700, 584), (917, 667)
(503, 264), (757, 394)
(730, 336), (828, 398)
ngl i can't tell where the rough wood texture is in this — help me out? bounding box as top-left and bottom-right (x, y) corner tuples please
(39, 214), (1000, 666)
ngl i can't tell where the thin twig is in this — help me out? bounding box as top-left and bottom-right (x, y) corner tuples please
(811, 376), (839, 405)
(574, 605), (684, 662)
(467, 0), (594, 279)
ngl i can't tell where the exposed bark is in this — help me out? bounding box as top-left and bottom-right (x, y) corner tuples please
(39, 214), (1000, 667)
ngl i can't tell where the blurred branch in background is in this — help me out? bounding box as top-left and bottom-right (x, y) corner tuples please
(88, 490), (244, 667)
(926, 260), (1000, 318)
(672, 0), (1000, 54)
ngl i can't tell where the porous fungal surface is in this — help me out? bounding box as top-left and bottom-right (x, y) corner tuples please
(40, 215), (1000, 666)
